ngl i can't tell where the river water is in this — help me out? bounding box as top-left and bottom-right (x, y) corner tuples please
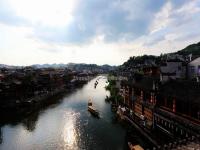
(0, 76), (130, 150)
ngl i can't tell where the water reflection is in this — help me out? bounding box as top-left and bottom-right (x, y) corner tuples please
(0, 76), (128, 150)
(0, 88), (78, 127)
(21, 112), (39, 131)
(63, 111), (79, 149)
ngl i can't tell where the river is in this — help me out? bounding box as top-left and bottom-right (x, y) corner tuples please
(0, 76), (130, 150)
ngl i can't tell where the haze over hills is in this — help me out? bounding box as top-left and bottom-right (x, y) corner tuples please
(0, 63), (117, 73)
(1, 41), (200, 70)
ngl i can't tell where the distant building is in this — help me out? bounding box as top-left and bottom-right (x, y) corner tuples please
(160, 56), (186, 82)
(188, 57), (200, 80)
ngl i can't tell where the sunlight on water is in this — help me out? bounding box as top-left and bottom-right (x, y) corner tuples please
(0, 76), (127, 150)
(64, 121), (76, 147)
(63, 111), (79, 149)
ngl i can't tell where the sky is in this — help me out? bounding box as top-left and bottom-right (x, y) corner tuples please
(0, 0), (200, 66)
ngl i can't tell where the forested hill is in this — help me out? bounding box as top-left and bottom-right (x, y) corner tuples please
(121, 41), (200, 68)
(176, 42), (200, 56)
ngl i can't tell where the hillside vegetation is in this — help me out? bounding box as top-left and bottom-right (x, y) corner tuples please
(121, 41), (200, 68)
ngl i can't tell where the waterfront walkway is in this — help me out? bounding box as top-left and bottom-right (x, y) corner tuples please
(124, 114), (200, 149)
(124, 115), (158, 146)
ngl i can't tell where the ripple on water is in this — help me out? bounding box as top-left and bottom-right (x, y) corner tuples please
(0, 77), (128, 150)
(61, 110), (81, 150)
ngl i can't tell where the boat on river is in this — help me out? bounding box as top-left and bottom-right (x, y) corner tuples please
(94, 81), (98, 88)
(88, 99), (99, 118)
(88, 99), (92, 106)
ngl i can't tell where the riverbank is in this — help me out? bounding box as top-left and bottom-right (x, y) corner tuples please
(104, 80), (154, 149)
(0, 80), (89, 124)
(105, 75), (200, 149)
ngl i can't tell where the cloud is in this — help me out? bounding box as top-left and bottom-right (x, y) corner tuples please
(141, 0), (200, 50)
(0, 1), (27, 26)
(0, 0), (189, 45)
(27, 0), (167, 44)
(0, 0), (200, 65)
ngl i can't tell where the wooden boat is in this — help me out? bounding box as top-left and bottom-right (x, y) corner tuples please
(88, 99), (99, 118)
(94, 81), (98, 88)
(88, 99), (92, 106)
(88, 106), (99, 118)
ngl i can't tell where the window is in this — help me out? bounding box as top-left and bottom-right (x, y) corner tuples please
(198, 66), (200, 76)
(190, 66), (195, 74)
